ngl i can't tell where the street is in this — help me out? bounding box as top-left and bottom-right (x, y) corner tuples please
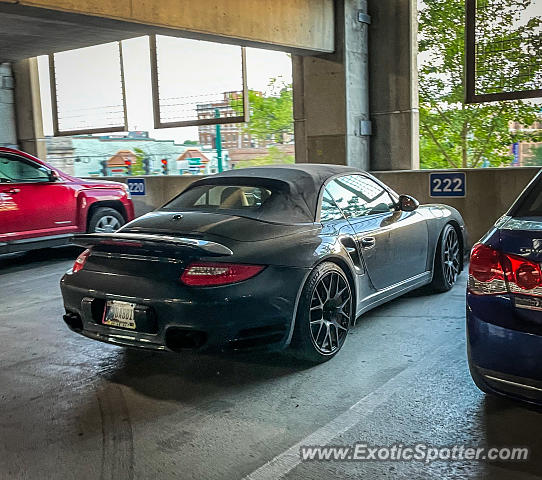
(1, 248), (542, 480)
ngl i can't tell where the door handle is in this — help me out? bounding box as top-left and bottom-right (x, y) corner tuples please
(361, 237), (375, 248)
(2, 188), (20, 194)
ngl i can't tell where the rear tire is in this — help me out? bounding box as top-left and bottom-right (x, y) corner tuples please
(88, 207), (125, 234)
(291, 262), (353, 363)
(429, 224), (460, 292)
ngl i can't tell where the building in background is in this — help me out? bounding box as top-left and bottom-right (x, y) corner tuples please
(46, 132), (232, 176)
(107, 150), (137, 175)
(45, 136), (76, 172)
(177, 148), (213, 174)
(197, 91), (271, 150)
(228, 144), (294, 169)
(47, 132), (192, 176)
(509, 119), (542, 166)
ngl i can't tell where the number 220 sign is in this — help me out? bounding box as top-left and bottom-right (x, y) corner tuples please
(429, 172), (466, 198)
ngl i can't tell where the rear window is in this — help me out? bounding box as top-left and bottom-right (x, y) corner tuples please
(163, 184), (273, 212)
(161, 182), (313, 224)
(513, 179), (542, 218)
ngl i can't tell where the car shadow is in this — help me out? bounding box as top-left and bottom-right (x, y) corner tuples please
(102, 347), (315, 403)
(472, 394), (542, 478)
(0, 246), (82, 271)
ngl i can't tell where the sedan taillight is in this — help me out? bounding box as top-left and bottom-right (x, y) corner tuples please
(73, 249), (90, 273)
(180, 262), (265, 286)
(468, 243), (542, 296)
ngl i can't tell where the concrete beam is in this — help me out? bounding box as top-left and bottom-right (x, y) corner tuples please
(0, 63), (17, 147)
(12, 58), (46, 159)
(0, 0), (334, 54)
(293, 0), (370, 169)
(368, 0), (419, 170)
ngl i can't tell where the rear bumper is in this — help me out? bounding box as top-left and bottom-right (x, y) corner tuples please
(60, 265), (308, 353)
(467, 294), (542, 404)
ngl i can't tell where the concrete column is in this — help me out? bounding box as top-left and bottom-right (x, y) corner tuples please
(0, 63), (17, 147)
(293, 0), (370, 169)
(367, 0), (419, 170)
(12, 57), (46, 159)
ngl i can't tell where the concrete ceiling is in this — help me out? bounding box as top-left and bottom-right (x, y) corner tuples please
(0, 4), (149, 62)
(0, 2), (327, 63)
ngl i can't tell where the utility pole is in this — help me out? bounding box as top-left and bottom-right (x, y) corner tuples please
(215, 108), (223, 173)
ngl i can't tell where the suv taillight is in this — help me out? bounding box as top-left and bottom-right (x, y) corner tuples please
(73, 249), (90, 273)
(468, 243), (542, 296)
(180, 262), (265, 286)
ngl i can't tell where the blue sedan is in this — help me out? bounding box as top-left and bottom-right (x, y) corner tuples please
(468, 171), (542, 405)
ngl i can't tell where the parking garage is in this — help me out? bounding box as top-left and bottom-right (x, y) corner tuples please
(2, 0), (542, 479)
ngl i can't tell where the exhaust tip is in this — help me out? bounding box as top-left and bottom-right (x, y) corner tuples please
(165, 328), (207, 352)
(63, 312), (83, 332)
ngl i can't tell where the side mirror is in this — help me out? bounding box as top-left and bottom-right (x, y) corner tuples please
(48, 170), (59, 182)
(398, 194), (419, 212)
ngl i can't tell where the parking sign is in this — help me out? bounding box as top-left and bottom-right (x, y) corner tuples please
(429, 172), (466, 198)
(127, 178), (146, 196)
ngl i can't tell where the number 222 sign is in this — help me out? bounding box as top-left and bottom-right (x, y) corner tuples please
(429, 172), (466, 198)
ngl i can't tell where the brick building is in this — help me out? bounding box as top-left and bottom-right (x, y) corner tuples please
(197, 91), (271, 150)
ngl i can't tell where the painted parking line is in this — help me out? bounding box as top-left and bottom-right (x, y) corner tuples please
(244, 342), (463, 480)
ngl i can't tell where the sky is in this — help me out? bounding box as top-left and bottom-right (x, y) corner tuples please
(37, 36), (293, 143)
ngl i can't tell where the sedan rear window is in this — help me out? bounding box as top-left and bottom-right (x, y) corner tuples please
(513, 179), (542, 217)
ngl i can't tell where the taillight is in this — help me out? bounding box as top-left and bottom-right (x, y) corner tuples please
(180, 262), (265, 286)
(468, 243), (542, 296)
(73, 249), (90, 273)
(502, 253), (542, 293)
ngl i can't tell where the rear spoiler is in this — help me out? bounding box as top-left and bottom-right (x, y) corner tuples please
(72, 233), (233, 257)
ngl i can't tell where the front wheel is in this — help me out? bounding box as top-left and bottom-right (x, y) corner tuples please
(429, 224), (461, 292)
(291, 262), (353, 363)
(88, 207), (125, 233)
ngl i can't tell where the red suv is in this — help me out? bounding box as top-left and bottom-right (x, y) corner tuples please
(0, 147), (134, 254)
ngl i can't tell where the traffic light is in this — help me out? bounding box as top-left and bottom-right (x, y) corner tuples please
(161, 158), (168, 175)
(100, 160), (108, 176)
(143, 156), (151, 175)
(124, 159), (132, 175)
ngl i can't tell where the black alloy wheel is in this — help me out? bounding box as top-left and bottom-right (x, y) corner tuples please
(430, 224), (461, 292)
(292, 262), (353, 363)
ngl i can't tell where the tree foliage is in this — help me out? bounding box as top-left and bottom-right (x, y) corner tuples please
(131, 147), (146, 175)
(231, 79), (294, 144)
(232, 146), (294, 169)
(419, 0), (541, 168)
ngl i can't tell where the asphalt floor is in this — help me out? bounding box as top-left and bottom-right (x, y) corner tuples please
(2, 247), (542, 479)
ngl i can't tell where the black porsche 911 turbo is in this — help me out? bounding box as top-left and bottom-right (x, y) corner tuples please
(61, 164), (466, 362)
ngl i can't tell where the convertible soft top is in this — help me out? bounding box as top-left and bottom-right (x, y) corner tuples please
(183, 164), (361, 223)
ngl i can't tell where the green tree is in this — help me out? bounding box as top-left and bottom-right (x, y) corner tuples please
(233, 146), (294, 168)
(231, 79), (293, 144)
(183, 140), (198, 146)
(132, 147), (146, 175)
(419, 0), (541, 168)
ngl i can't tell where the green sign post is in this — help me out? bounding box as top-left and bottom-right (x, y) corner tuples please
(215, 108), (223, 173)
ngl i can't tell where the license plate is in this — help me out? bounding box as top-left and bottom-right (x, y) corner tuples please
(103, 300), (136, 329)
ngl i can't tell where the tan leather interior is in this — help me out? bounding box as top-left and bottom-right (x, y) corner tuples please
(220, 187), (249, 208)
